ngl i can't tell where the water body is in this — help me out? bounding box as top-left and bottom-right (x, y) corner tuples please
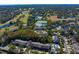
(0, 24), (14, 29)
(0, 4), (79, 8)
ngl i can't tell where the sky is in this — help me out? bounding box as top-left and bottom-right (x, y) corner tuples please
(0, 0), (79, 5)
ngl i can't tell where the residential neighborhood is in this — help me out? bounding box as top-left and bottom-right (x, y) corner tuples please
(0, 4), (79, 54)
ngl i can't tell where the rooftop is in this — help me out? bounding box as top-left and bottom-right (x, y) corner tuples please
(36, 21), (47, 24)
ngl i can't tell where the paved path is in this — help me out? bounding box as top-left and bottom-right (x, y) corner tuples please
(63, 37), (72, 54)
(71, 37), (79, 54)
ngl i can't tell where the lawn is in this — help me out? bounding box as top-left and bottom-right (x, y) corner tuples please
(19, 13), (30, 24)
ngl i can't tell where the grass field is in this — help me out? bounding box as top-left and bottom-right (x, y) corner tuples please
(21, 14), (29, 24)
(18, 14), (29, 24)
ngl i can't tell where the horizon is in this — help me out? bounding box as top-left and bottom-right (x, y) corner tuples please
(1, 4), (79, 5)
(1, 4), (79, 6)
